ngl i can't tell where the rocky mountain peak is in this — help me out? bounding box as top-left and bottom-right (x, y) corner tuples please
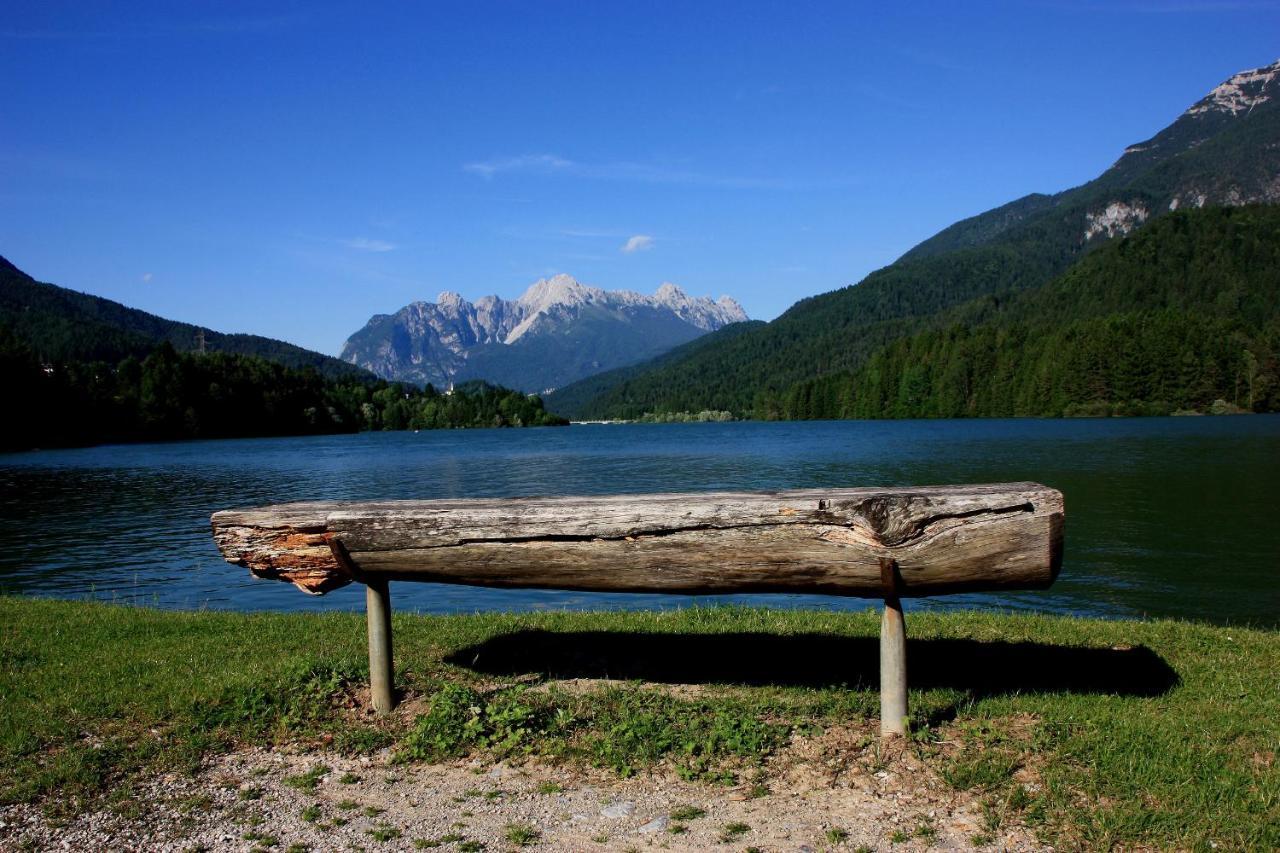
(717, 295), (747, 316)
(655, 281), (687, 303)
(515, 274), (596, 314)
(1186, 59), (1279, 118)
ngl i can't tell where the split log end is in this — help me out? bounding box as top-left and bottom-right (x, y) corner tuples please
(210, 511), (353, 595)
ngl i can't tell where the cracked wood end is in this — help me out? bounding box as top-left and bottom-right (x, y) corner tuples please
(210, 483), (1063, 597)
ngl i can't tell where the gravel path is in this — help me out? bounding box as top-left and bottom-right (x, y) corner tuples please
(1, 738), (1048, 851)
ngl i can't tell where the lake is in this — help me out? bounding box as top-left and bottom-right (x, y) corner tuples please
(1, 417), (1277, 625)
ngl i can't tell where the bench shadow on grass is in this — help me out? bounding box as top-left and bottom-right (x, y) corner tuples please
(445, 631), (1179, 721)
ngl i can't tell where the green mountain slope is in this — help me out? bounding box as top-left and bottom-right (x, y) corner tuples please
(544, 319), (766, 416)
(772, 206), (1280, 419)
(556, 59), (1280, 420)
(0, 256), (371, 381)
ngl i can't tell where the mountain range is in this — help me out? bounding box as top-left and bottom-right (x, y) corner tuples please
(339, 276), (747, 393)
(547, 58), (1280, 419)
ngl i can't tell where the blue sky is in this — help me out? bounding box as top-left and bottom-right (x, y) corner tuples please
(2, 1), (1278, 356)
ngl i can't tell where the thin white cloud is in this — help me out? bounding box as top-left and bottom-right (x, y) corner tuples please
(620, 235), (655, 254)
(463, 153), (836, 190)
(140, 272), (153, 283)
(342, 237), (397, 252)
(464, 154), (572, 178)
(560, 227), (629, 238)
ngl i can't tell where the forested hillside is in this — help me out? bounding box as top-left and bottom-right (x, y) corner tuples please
(0, 256), (370, 381)
(553, 60), (1280, 420)
(763, 206), (1280, 419)
(544, 319), (765, 416)
(0, 333), (565, 452)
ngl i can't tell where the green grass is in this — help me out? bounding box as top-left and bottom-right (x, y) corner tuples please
(503, 822), (539, 846)
(0, 597), (1276, 849)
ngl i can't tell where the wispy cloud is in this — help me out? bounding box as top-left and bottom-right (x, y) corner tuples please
(620, 235), (655, 254)
(140, 272), (153, 283)
(464, 154), (572, 178)
(560, 227), (630, 238)
(342, 237), (397, 252)
(463, 153), (830, 190)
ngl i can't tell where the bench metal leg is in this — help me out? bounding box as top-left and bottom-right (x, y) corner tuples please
(880, 595), (908, 737)
(366, 577), (395, 714)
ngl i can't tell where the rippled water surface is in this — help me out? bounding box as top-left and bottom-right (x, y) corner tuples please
(1, 418), (1277, 624)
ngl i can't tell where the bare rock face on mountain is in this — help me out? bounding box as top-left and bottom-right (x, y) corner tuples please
(339, 275), (747, 392)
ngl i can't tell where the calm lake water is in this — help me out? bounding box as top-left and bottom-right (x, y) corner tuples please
(0, 418), (1277, 625)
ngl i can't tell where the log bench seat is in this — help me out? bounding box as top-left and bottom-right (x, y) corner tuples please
(210, 483), (1064, 736)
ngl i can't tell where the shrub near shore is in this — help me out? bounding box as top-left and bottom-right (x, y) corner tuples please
(0, 597), (1275, 848)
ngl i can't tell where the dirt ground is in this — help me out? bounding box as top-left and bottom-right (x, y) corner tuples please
(0, 724), (1049, 853)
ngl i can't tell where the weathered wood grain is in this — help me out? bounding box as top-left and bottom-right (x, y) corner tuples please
(210, 483), (1063, 597)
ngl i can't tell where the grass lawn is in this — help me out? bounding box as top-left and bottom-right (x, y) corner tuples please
(0, 596), (1276, 849)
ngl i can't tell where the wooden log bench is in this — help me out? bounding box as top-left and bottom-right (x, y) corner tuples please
(210, 483), (1063, 737)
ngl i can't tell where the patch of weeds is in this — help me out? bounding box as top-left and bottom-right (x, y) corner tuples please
(285, 845), (309, 853)
(915, 818), (937, 842)
(592, 832), (611, 843)
(239, 786), (265, 801)
(283, 764), (329, 793)
(826, 826), (850, 844)
(483, 789), (503, 800)
(398, 684), (553, 762)
(336, 799), (359, 810)
(854, 846), (874, 853)
(668, 823), (687, 834)
(504, 822), (539, 847)
(368, 823), (402, 842)
(890, 829), (909, 844)
(414, 840), (442, 849)
(438, 834), (464, 844)
(176, 793), (215, 813)
(362, 805), (385, 817)
(584, 689), (783, 780)
(458, 841), (484, 852)
(300, 804), (322, 823)
(1006, 784), (1032, 811)
(942, 750), (1020, 791)
(191, 659), (364, 737)
(242, 831), (278, 847)
(719, 821), (750, 842)
(980, 798), (1002, 834)
(335, 726), (392, 755)
(330, 816), (349, 827)
(337, 772), (361, 785)
(970, 832), (994, 846)
(536, 781), (562, 794)
(669, 805), (706, 821)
